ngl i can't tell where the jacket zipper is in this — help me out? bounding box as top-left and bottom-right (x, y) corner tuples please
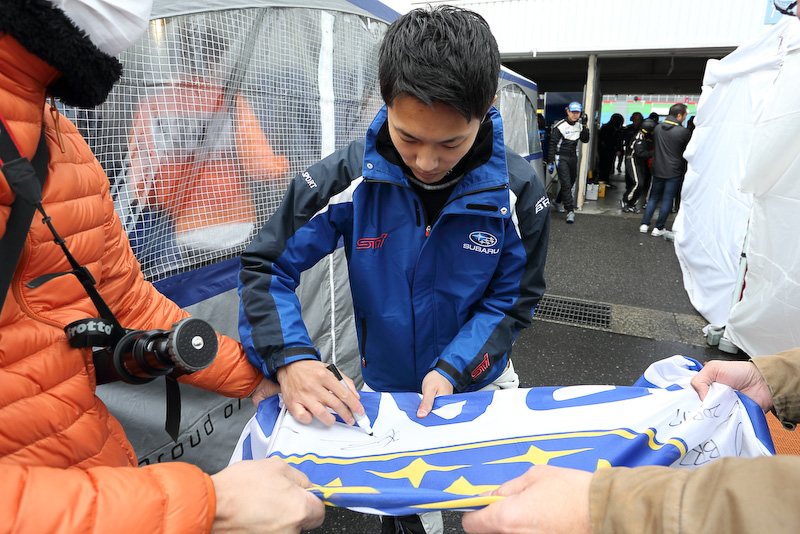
(49, 97), (66, 154)
(360, 317), (368, 367)
(426, 184), (508, 237)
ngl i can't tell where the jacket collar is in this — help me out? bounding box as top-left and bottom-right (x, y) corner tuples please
(362, 105), (510, 195)
(662, 115), (682, 129)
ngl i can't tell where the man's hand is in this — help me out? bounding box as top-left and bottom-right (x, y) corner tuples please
(250, 377), (281, 408)
(211, 458), (324, 534)
(276, 360), (365, 426)
(691, 360), (773, 412)
(417, 370), (454, 418)
(461, 466), (592, 534)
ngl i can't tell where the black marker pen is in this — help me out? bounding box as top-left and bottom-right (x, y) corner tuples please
(327, 363), (374, 436)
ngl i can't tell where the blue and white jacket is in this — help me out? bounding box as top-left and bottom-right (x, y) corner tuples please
(239, 106), (550, 393)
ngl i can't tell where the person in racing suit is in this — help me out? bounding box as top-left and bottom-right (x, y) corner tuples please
(547, 102), (589, 223)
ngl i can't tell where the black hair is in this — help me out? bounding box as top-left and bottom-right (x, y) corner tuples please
(669, 103), (688, 118)
(378, 5), (500, 122)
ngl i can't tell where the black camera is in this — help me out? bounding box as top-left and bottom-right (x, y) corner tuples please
(65, 317), (218, 385)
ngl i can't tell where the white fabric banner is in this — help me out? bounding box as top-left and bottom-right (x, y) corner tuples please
(229, 357), (773, 516)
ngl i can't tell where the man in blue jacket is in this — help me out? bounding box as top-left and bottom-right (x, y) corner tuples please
(238, 3), (549, 505)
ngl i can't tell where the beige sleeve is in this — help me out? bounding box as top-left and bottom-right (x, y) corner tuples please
(753, 347), (800, 429)
(590, 454), (800, 534)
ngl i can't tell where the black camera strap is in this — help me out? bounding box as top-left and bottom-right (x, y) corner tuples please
(0, 112), (126, 341)
(0, 119), (48, 313)
(0, 112), (183, 442)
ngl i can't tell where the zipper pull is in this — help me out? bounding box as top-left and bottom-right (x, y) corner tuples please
(48, 96), (66, 154)
(425, 225), (431, 238)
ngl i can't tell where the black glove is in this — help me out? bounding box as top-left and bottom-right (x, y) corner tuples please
(580, 114), (588, 126)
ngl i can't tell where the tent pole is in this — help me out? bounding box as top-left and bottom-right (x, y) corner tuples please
(577, 54), (598, 210)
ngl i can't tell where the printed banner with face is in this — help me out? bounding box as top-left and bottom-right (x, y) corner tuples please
(229, 356), (773, 516)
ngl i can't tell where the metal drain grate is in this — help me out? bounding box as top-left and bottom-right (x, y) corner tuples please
(534, 295), (611, 328)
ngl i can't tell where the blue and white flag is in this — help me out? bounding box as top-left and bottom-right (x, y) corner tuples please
(229, 356), (773, 516)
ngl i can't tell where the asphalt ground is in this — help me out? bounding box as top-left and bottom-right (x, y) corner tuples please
(306, 171), (728, 533)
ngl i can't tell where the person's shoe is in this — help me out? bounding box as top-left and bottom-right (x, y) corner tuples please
(566, 211), (575, 224)
(651, 227), (666, 237)
(619, 198), (626, 210)
(639, 224), (648, 233)
(553, 202), (566, 213)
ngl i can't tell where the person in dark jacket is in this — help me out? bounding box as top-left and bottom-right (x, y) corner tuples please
(617, 112), (643, 203)
(639, 103), (691, 236)
(238, 7), (550, 533)
(547, 102), (590, 223)
(620, 118), (654, 213)
(597, 113), (623, 186)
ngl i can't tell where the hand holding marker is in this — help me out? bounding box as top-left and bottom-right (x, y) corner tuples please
(327, 363), (374, 436)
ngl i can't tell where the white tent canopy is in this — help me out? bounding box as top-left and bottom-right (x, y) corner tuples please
(674, 15), (800, 357)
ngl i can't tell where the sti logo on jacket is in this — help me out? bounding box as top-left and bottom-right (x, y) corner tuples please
(463, 231), (500, 255)
(356, 233), (388, 250)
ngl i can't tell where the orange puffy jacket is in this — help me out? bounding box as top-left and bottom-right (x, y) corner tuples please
(0, 12), (263, 534)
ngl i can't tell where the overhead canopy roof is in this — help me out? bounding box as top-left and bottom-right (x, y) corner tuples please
(411, 0), (788, 94)
(152, 0), (399, 22)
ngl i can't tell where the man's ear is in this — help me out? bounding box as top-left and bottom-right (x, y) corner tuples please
(484, 95), (498, 120)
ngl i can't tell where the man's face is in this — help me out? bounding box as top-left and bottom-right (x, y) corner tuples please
(567, 110), (581, 122)
(676, 112), (687, 124)
(387, 94), (483, 184)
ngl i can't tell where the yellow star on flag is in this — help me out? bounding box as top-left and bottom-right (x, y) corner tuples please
(309, 477), (380, 499)
(367, 457), (468, 488)
(443, 476), (500, 496)
(486, 445), (590, 466)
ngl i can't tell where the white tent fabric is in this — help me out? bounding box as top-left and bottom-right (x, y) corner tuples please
(673, 16), (800, 342)
(725, 43), (800, 356)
